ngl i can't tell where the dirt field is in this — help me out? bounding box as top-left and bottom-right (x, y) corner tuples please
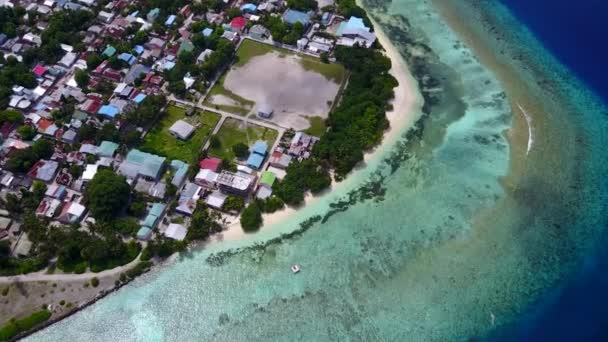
(223, 51), (343, 130)
(0, 274), (119, 327)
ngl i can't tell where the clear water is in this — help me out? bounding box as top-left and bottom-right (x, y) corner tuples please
(26, 0), (608, 341)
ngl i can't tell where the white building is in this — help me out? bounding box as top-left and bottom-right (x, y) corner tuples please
(169, 120), (195, 140)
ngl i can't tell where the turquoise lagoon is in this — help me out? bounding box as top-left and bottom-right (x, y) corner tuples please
(27, 0), (608, 341)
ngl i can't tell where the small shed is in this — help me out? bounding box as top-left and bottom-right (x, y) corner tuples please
(169, 120), (195, 140)
(257, 103), (273, 118)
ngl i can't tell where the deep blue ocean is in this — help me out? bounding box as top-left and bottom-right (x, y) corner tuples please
(500, 0), (608, 104)
(494, 0), (608, 340)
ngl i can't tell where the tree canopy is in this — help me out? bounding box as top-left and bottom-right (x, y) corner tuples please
(84, 170), (130, 221)
(240, 202), (263, 232)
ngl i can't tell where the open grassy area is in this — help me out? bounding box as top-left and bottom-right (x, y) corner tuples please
(234, 39), (287, 67)
(208, 118), (278, 161)
(140, 105), (221, 162)
(237, 39), (345, 83)
(304, 116), (327, 137)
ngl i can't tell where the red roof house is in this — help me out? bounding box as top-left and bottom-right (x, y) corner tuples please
(199, 157), (222, 172)
(230, 17), (247, 31)
(32, 65), (47, 77)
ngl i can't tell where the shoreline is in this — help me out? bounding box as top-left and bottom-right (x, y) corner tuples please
(1, 19), (424, 339)
(211, 20), (423, 243)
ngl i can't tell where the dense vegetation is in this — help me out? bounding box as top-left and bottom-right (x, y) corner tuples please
(0, 56), (37, 109)
(261, 16), (306, 45)
(314, 46), (396, 177)
(0, 6), (24, 38)
(287, 0), (318, 11)
(273, 45), (396, 205)
(273, 159), (331, 205)
(84, 170), (131, 221)
(22, 10), (94, 65)
(0, 309), (52, 341)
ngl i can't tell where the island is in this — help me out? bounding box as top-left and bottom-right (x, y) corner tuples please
(0, 0), (405, 339)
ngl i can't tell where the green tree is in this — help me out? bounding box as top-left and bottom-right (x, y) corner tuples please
(226, 7), (241, 19)
(31, 139), (54, 159)
(69, 164), (83, 178)
(231, 142), (249, 159)
(86, 53), (103, 70)
(209, 136), (221, 149)
(128, 201), (146, 217)
(74, 69), (89, 89)
(222, 196), (244, 212)
(84, 170), (130, 221)
(0, 109), (22, 124)
(240, 203), (262, 232)
(320, 52), (329, 63)
(17, 125), (36, 140)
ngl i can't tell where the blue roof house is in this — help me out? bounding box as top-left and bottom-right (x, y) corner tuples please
(251, 140), (268, 156)
(118, 52), (136, 65)
(247, 153), (264, 169)
(282, 9), (311, 26)
(133, 93), (147, 104)
(336, 16), (369, 36)
(98, 105), (119, 118)
(133, 45), (144, 55)
(163, 61), (176, 70)
(147, 8), (160, 22)
(240, 3), (257, 13)
(164, 14), (176, 26)
(202, 28), (214, 37)
(170, 160), (188, 187)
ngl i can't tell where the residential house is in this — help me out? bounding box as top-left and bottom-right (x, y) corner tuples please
(282, 9), (311, 26)
(168, 120), (194, 140)
(216, 171), (255, 196)
(164, 223), (187, 240)
(246, 140), (268, 169)
(118, 149), (166, 181)
(336, 16), (376, 48)
(27, 160), (59, 182)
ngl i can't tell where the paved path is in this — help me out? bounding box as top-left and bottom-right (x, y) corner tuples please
(0, 255), (142, 284)
(168, 96), (287, 151)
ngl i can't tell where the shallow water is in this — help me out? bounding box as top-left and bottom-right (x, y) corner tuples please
(26, 0), (608, 341)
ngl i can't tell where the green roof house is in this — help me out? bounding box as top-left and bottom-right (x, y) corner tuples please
(102, 45), (117, 57)
(136, 226), (153, 241)
(178, 40), (194, 55)
(97, 141), (119, 157)
(118, 149), (166, 180)
(260, 171), (276, 187)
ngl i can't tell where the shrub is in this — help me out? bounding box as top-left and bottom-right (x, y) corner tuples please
(90, 277), (99, 287)
(73, 262), (87, 274)
(0, 310), (52, 340)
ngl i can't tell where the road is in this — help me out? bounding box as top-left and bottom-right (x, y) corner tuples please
(168, 96), (287, 153)
(0, 254), (142, 284)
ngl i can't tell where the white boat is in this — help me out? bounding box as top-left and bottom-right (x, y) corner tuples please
(291, 264), (300, 273)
